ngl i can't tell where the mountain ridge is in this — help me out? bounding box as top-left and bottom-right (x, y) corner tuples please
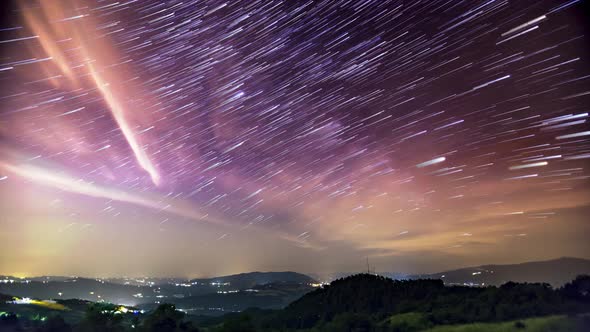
(414, 257), (590, 287)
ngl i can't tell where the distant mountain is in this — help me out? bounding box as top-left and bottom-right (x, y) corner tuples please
(0, 271), (316, 313)
(313, 258), (590, 286)
(414, 257), (590, 287)
(0, 277), (153, 305)
(189, 271), (315, 288)
(140, 281), (314, 315)
(105, 277), (189, 287)
(309, 271), (411, 283)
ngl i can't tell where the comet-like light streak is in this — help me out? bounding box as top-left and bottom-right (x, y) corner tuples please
(19, 1), (161, 186)
(1, 0), (589, 276)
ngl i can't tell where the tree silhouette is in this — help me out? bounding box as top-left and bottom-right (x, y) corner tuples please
(140, 303), (199, 332)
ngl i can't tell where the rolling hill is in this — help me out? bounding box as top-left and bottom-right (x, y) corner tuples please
(415, 257), (590, 287)
(0, 271), (315, 313)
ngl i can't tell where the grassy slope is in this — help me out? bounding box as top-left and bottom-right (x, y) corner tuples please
(423, 315), (589, 332)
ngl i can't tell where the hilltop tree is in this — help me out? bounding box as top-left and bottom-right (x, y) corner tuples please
(140, 303), (199, 332)
(35, 315), (72, 332)
(561, 275), (590, 301)
(76, 303), (124, 332)
(214, 314), (256, 332)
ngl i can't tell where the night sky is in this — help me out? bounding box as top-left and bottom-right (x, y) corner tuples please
(1, 0), (590, 278)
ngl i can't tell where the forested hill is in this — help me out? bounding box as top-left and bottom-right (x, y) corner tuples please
(259, 273), (590, 330)
(287, 274), (446, 316)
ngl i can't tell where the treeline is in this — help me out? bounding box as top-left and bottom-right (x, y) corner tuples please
(1, 274), (589, 332)
(210, 274), (590, 331)
(0, 302), (200, 332)
(251, 274), (590, 330)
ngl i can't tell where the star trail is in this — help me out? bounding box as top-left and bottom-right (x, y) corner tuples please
(0, 0), (589, 277)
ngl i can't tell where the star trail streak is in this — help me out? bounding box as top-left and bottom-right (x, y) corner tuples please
(0, 0), (589, 276)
